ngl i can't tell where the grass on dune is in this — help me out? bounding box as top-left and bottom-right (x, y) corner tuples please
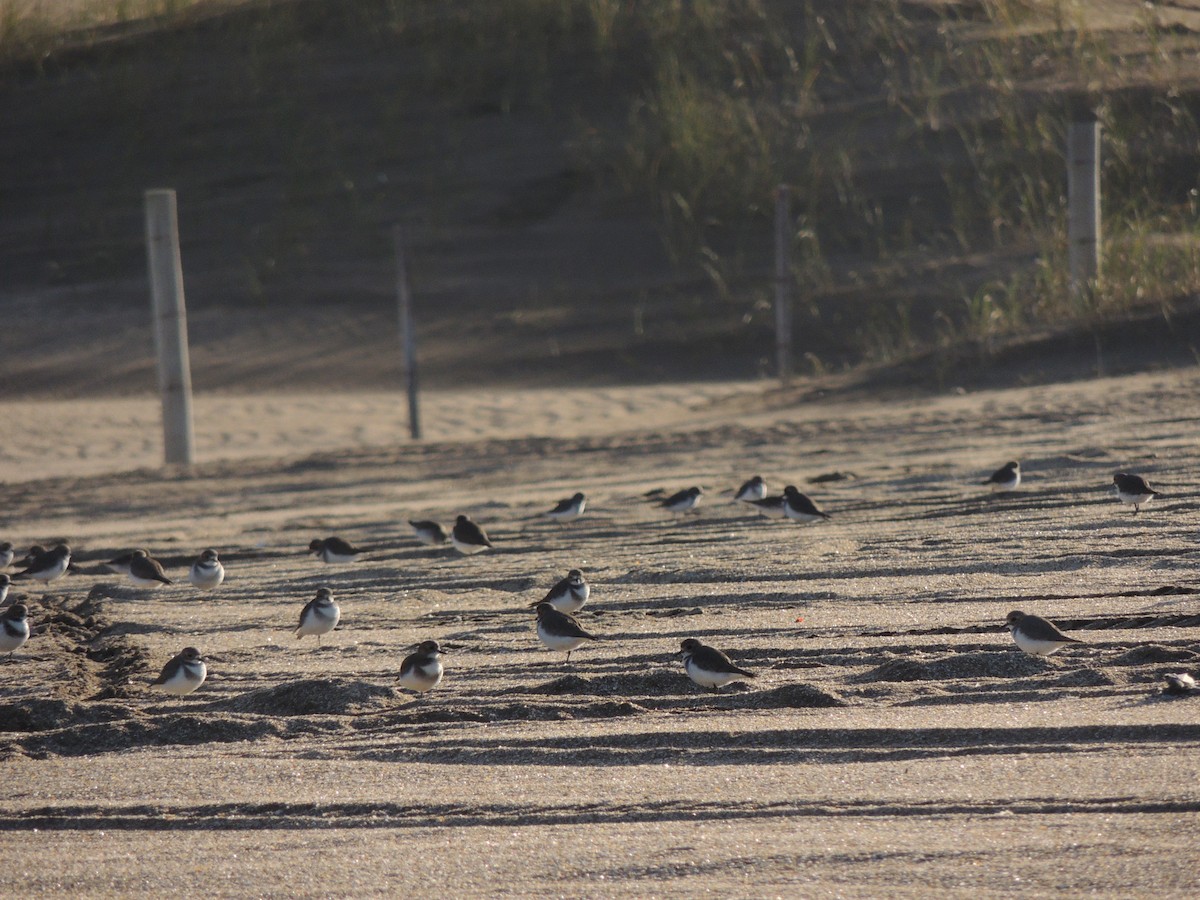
(3, 0), (1200, 371)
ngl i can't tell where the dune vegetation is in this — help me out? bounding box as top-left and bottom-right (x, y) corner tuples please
(2, 0), (1199, 383)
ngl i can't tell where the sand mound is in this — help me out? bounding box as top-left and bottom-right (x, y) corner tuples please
(1109, 646), (1199, 666)
(220, 679), (398, 716)
(521, 671), (684, 697)
(0, 698), (133, 733)
(863, 651), (1050, 683)
(735, 684), (849, 709)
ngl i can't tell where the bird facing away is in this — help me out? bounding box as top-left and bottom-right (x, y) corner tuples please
(545, 492), (587, 523)
(733, 475), (766, 503)
(530, 569), (590, 613)
(680, 638), (757, 690)
(451, 515), (493, 555)
(409, 520), (449, 546)
(782, 486), (831, 523)
(149, 647), (207, 696)
(309, 537), (364, 563)
(13, 544), (72, 584)
(128, 550), (172, 587)
(296, 588), (340, 647)
(982, 461), (1021, 492)
(660, 486), (703, 514)
(398, 640), (445, 694)
(1, 603), (30, 659)
(188, 549), (225, 590)
(1005, 610), (1083, 656)
(0, 541), (13, 569)
(535, 602), (597, 662)
(1112, 473), (1158, 514)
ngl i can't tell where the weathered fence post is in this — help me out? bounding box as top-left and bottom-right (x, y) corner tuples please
(1067, 108), (1101, 297)
(394, 224), (421, 440)
(144, 189), (195, 466)
(773, 184), (793, 383)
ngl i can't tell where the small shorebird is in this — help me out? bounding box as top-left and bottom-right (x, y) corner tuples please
(16, 545), (45, 569)
(733, 475), (766, 503)
(1112, 473), (1158, 515)
(0, 542), (13, 569)
(982, 461), (1021, 492)
(398, 640), (445, 694)
(680, 638), (756, 690)
(529, 569), (590, 614)
(545, 492), (587, 523)
(747, 495), (786, 518)
(1164, 673), (1196, 695)
(660, 486), (703, 514)
(149, 647), (207, 696)
(128, 550), (172, 588)
(296, 588), (340, 647)
(1005, 610), (1082, 656)
(409, 520), (449, 546)
(13, 544), (71, 584)
(308, 537), (365, 564)
(451, 515), (493, 555)
(0, 574), (10, 608)
(782, 486), (831, 523)
(188, 549), (225, 590)
(535, 602), (597, 663)
(105, 549), (149, 576)
(0, 603), (30, 659)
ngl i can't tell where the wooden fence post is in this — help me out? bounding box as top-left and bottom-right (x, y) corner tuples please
(144, 189), (195, 466)
(774, 184), (793, 383)
(394, 225), (421, 440)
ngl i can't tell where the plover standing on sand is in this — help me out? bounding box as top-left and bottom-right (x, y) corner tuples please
(409, 520), (448, 546)
(105, 549), (149, 576)
(128, 550), (172, 588)
(451, 515), (493, 555)
(296, 588), (340, 647)
(149, 647), (207, 695)
(535, 602), (597, 663)
(398, 640), (445, 694)
(188, 549), (225, 590)
(545, 492), (587, 523)
(747, 495), (786, 518)
(660, 487), (703, 514)
(530, 569), (590, 614)
(733, 475), (766, 503)
(680, 638), (756, 690)
(1005, 610), (1082, 656)
(982, 461), (1021, 492)
(0, 603), (30, 659)
(13, 544), (71, 585)
(782, 486), (831, 523)
(309, 537), (365, 563)
(1112, 473), (1158, 515)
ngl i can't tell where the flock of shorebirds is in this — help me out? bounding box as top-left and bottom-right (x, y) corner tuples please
(2, 466), (1190, 699)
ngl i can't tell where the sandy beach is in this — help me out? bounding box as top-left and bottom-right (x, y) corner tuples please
(1, 369), (1198, 897)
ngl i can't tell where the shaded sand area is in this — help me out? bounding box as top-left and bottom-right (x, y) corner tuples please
(2, 370), (1200, 897)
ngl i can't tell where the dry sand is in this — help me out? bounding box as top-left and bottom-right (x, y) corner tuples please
(2, 369), (1200, 897)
